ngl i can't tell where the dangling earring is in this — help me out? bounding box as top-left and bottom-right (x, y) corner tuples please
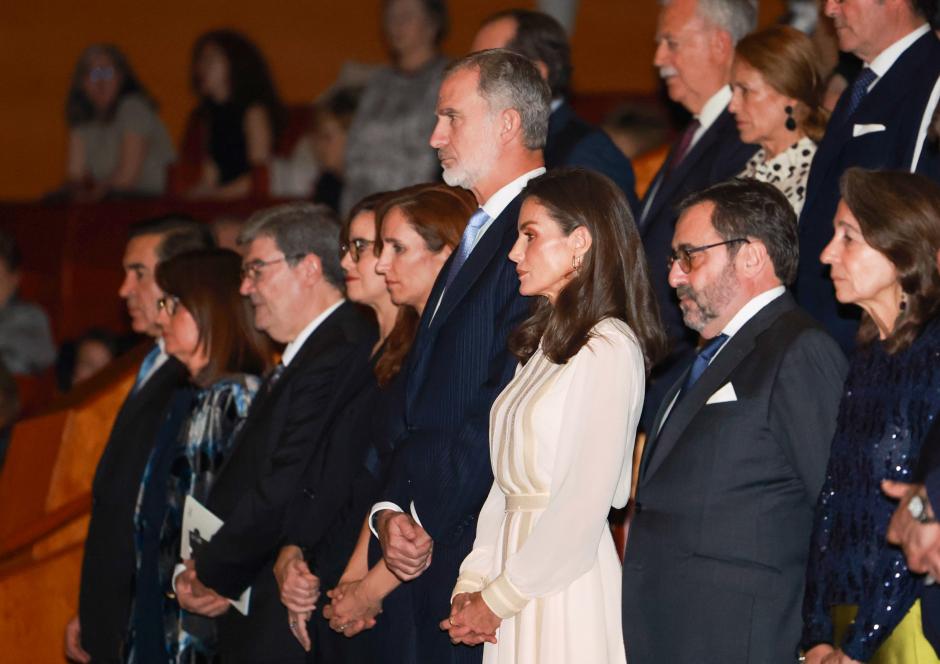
(900, 291), (908, 312)
(572, 253), (583, 274)
(785, 105), (797, 132)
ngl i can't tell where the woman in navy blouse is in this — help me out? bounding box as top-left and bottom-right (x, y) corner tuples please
(802, 169), (940, 663)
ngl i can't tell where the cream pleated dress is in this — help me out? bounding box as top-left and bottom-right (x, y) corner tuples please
(453, 318), (643, 664)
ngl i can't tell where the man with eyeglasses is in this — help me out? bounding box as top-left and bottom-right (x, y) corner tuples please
(622, 178), (847, 663)
(66, 215), (213, 664)
(173, 202), (375, 664)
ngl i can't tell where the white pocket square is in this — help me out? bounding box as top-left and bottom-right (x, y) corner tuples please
(706, 382), (737, 404)
(853, 123), (886, 137)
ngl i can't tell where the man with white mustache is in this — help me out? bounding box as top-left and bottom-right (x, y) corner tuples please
(637, 0), (759, 431)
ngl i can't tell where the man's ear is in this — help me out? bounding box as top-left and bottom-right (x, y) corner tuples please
(499, 107), (524, 145)
(709, 26), (733, 66)
(533, 59), (550, 84)
(298, 253), (322, 285)
(737, 239), (769, 277)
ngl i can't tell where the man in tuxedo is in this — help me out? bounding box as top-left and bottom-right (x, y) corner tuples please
(795, 0), (940, 353)
(471, 8), (639, 213)
(639, 0), (759, 427)
(622, 179), (847, 663)
(368, 49), (545, 663)
(65, 215), (213, 663)
(175, 203), (375, 663)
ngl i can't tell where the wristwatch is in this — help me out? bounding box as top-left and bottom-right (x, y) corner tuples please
(908, 493), (936, 524)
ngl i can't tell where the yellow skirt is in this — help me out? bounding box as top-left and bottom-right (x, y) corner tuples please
(832, 601), (940, 664)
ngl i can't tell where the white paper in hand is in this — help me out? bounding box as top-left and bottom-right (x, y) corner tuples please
(181, 495), (251, 615)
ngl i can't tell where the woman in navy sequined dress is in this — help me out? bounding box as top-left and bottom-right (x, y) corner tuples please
(802, 170), (940, 664)
(128, 249), (273, 663)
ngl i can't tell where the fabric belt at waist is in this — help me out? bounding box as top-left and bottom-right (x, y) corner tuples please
(505, 494), (550, 511)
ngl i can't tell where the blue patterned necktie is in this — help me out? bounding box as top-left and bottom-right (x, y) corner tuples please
(443, 208), (491, 290)
(132, 345), (162, 393)
(681, 333), (729, 393)
(841, 68), (878, 122)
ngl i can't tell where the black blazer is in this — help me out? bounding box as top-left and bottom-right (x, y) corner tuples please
(194, 301), (375, 664)
(545, 101), (639, 215)
(379, 192), (531, 663)
(796, 31), (940, 353)
(79, 354), (188, 663)
(622, 293), (848, 664)
(638, 108), (756, 424)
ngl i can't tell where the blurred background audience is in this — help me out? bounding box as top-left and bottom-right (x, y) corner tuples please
(60, 44), (176, 201)
(176, 29), (287, 200)
(0, 230), (55, 375)
(339, 0), (450, 214)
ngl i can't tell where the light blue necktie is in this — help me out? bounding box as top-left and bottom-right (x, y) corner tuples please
(132, 345), (162, 393)
(443, 208), (491, 290)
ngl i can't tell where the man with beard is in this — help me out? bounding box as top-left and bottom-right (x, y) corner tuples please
(638, 0), (759, 429)
(369, 49), (544, 663)
(622, 178), (847, 663)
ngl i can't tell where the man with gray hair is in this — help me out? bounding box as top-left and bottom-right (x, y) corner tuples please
(176, 203), (376, 663)
(638, 0), (759, 430)
(368, 49), (544, 663)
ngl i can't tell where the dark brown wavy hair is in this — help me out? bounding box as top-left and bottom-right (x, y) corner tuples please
(840, 168), (940, 354)
(734, 25), (828, 143)
(373, 183), (475, 386)
(156, 248), (274, 386)
(509, 168), (667, 374)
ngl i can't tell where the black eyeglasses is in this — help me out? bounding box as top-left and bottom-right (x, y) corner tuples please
(156, 295), (180, 315)
(339, 239), (375, 263)
(240, 254), (307, 282)
(668, 238), (751, 274)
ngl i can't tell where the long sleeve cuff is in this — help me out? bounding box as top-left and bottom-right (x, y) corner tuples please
(451, 572), (486, 602)
(481, 571), (529, 619)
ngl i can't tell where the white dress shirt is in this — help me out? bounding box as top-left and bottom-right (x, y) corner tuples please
(281, 299), (345, 366)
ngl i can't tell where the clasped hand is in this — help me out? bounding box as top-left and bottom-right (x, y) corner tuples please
(274, 545), (321, 652)
(323, 578), (382, 636)
(175, 559), (231, 617)
(439, 592), (500, 646)
(377, 511), (433, 581)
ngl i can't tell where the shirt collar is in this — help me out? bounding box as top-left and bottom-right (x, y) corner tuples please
(720, 285), (786, 339)
(550, 98), (564, 113)
(696, 85), (733, 132)
(480, 167), (547, 221)
(868, 24), (930, 76)
(281, 299), (345, 366)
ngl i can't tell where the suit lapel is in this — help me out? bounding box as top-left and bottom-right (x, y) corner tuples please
(640, 294), (796, 483)
(641, 110), (734, 233)
(427, 196), (521, 330)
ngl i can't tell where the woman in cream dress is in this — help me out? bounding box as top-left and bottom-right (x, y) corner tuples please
(443, 168), (667, 663)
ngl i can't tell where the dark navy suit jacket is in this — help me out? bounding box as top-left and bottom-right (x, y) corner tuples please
(914, 416), (940, 655)
(638, 108), (756, 425)
(381, 192), (531, 663)
(796, 31), (940, 353)
(544, 101), (639, 215)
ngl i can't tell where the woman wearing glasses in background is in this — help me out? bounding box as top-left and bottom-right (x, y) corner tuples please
(60, 44), (175, 200)
(274, 183), (474, 663)
(127, 248), (273, 664)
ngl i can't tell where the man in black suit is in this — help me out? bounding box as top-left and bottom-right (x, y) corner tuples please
(65, 216), (213, 663)
(622, 179), (848, 663)
(470, 8), (640, 214)
(639, 0), (759, 427)
(369, 50), (544, 663)
(175, 203), (375, 664)
(796, 0), (940, 353)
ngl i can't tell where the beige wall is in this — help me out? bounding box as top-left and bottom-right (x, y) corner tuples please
(0, 0), (784, 200)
